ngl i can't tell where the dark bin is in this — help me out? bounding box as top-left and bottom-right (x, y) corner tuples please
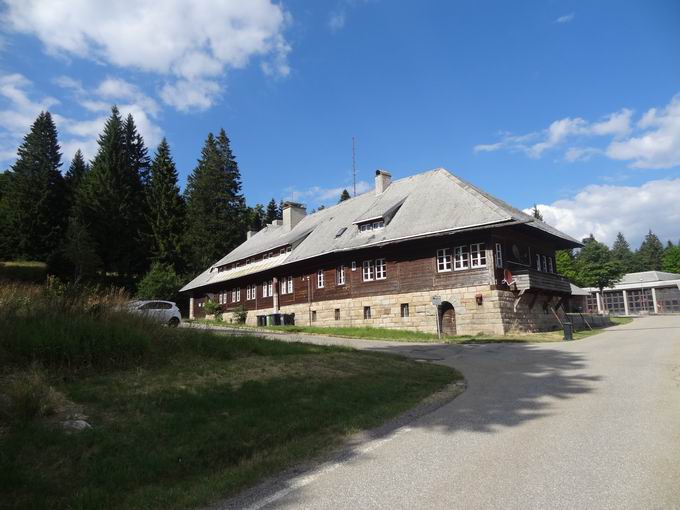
(563, 322), (573, 341)
(256, 315), (267, 327)
(282, 313), (295, 326)
(268, 313), (282, 326)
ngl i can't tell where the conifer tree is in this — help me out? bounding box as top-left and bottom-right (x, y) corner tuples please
(249, 204), (265, 231)
(75, 106), (143, 275)
(339, 189), (351, 202)
(147, 138), (186, 271)
(611, 232), (637, 273)
(265, 198), (279, 224)
(4, 111), (66, 260)
(185, 132), (246, 271)
(215, 128), (247, 240)
(278, 199), (284, 220)
(64, 149), (89, 213)
(531, 204), (543, 221)
(0, 170), (13, 259)
(636, 230), (664, 271)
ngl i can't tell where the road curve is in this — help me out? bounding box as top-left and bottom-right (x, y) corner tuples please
(220, 316), (680, 510)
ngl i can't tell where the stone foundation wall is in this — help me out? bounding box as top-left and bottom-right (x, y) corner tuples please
(219, 285), (565, 335)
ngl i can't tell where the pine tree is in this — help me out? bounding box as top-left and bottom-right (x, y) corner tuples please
(249, 204), (265, 231)
(185, 132), (246, 272)
(636, 230), (664, 271)
(265, 199), (279, 224)
(278, 199), (284, 220)
(75, 106), (144, 275)
(123, 114), (151, 187)
(4, 111), (66, 260)
(215, 128), (247, 241)
(147, 138), (186, 271)
(339, 189), (351, 202)
(0, 171), (13, 259)
(611, 232), (637, 273)
(531, 204), (543, 221)
(64, 149), (89, 214)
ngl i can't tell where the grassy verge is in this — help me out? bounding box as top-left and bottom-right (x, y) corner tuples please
(0, 261), (47, 284)
(1, 284), (458, 510)
(194, 316), (632, 344)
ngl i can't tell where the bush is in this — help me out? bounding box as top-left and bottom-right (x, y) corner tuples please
(136, 262), (184, 301)
(0, 365), (64, 422)
(203, 299), (221, 317)
(233, 305), (247, 324)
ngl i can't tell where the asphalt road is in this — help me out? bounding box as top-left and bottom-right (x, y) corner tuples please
(221, 316), (680, 510)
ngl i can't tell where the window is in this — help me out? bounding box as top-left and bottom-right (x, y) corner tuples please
(375, 258), (386, 279)
(541, 255), (548, 273)
(548, 257), (554, 273)
(401, 303), (409, 318)
(363, 260), (374, 281)
(363, 306), (371, 319)
(246, 285), (253, 300)
(262, 280), (273, 298)
(280, 248), (285, 256)
(437, 248), (452, 272)
(263, 253), (268, 260)
(495, 243), (503, 269)
(536, 254), (542, 271)
(236, 288), (240, 301)
(470, 243), (486, 268)
(373, 220), (384, 229)
(335, 227), (347, 238)
(280, 276), (293, 295)
(311, 310), (317, 322)
(334, 308), (340, 320)
(336, 265), (345, 285)
(351, 261), (357, 271)
(359, 223), (372, 232)
(454, 245), (469, 270)
(286, 246), (292, 253)
(231, 289), (237, 302)
(245, 258), (250, 265)
(317, 269), (324, 288)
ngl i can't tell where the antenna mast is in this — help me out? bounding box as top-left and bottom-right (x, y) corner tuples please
(352, 136), (356, 197)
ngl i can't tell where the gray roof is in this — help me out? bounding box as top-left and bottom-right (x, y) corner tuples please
(619, 271), (680, 285)
(181, 168), (581, 292)
(569, 283), (591, 296)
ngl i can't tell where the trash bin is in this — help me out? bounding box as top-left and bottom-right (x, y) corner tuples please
(267, 313), (282, 326)
(256, 315), (267, 327)
(563, 322), (573, 341)
(282, 313), (295, 325)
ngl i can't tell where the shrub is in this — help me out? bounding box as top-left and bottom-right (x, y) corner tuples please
(136, 262), (184, 301)
(0, 365), (64, 422)
(233, 305), (247, 324)
(203, 299), (221, 316)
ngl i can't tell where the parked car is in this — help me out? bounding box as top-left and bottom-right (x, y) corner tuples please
(126, 300), (181, 327)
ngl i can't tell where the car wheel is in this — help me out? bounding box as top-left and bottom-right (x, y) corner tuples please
(168, 317), (180, 328)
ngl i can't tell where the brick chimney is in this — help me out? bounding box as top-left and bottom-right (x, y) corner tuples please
(282, 202), (306, 230)
(375, 169), (392, 195)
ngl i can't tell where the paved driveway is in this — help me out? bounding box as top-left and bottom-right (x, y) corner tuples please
(220, 316), (680, 510)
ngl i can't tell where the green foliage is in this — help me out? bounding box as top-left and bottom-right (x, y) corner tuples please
(662, 245), (680, 274)
(249, 203), (265, 231)
(636, 229), (665, 271)
(611, 231), (639, 273)
(64, 149), (89, 214)
(0, 261), (47, 284)
(74, 107), (147, 276)
(531, 204), (543, 221)
(339, 189), (351, 202)
(232, 304), (247, 324)
(575, 235), (624, 291)
(184, 131), (247, 272)
(146, 139), (187, 271)
(555, 250), (578, 282)
(203, 298), (221, 316)
(3, 111), (67, 260)
(0, 365), (64, 422)
(61, 217), (102, 282)
(136, 262), (184, 301)
(265, 198), (279, 223)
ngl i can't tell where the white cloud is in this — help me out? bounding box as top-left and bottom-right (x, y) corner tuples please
(160, 79), (222, 112)
(3, 0), (292, 110)
(474, 94), (680, 169)
(96, 77), (160, 116)
(284, 180), (372, 206)
(555, 13), (575, 24)
(329, 11), (346, 31)
(528, 179), (680, 246)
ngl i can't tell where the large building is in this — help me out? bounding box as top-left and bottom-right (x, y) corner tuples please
(181, 168), (581, 335)
(580, 271), (680, 315)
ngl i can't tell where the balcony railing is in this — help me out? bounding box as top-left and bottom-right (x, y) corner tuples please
(508, 267), (572, 294)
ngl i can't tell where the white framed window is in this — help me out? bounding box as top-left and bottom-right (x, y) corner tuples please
(267, 280), (273, 296)
(401, 303), (409, 318)
(231, 289), (237, 302)
(542, 255), (548, 273)
(336, 265), (345, 285)
(495, 243), (503, 269)
(548, 257), (554, 273)
(363, 306), (371, 319)
(373, 220), (384, 229)
(351, 261), (357, 271)
(536, 254), (542, 271)
(375, 258), (386, 279)
(287, 276), (293, 294)
(236, 288), (240, 301)
(437, 248), (452, 272)
(454, 245), (469, 270)
(286, 246), (292, 253)
(362, 260), (374, 281)
(360, 223), (372, 232)
(262, 281), (273, 298)
(247, 284), (256, 300)
(317, 269), (324, 288)
(470, 243), (486, 268)
(280, 276), (293, 295)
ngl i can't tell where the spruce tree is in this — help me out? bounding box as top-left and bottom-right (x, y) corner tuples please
(611, 232), (636, 273)
(339, 189), (351, 202)
(75, 106), (143, 275)
(147, 138), (186, 271)
(531, 204), (543, 221)
(4, 111), (66, 260)
(249, 204), (265, 231)
(265, 199), (278, 224)
(0, 171), (13, 259)
(185, 132), (245, 271)
(64, 149), (89, 213)
(637, 230), (664, 271)
(215, 128), (247, 242)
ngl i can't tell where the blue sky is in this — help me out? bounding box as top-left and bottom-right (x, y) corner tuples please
(1, 0), (679, 246)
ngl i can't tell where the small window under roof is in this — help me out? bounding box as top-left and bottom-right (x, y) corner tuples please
(335, 227), (347, 238)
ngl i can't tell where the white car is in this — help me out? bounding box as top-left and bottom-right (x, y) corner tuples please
(127, 300), (181, 327)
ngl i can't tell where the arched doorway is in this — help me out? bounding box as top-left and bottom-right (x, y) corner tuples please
(439, 301), (456, 336)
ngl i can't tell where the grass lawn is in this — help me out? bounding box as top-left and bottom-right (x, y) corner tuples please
(194, 316), (633, 344)
(0, 261), (47, 284)
(1, 333), (458, 510)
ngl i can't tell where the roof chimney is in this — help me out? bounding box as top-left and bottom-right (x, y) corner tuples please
(246, 230), (257, 240)
(375, 169), (392, 195)
(282, 201), (306, 230)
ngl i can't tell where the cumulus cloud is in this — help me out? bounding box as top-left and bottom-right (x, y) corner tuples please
(3, 0), (291, 111)
(555, 13), (575, 24)
(475, 94), (680, 170)
(1, 73), (163, 166)
(285, 180), (372, 207)
(328, 0), (368, 33)
(528, 179), (680, 246)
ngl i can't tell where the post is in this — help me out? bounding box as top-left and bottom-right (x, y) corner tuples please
(273, 276), (279, 311)
(189, 296), (195, 320)
(622, 289), (629, 316)
(596, 292), (603, 314)
(306, 276), (312, 326)
(651, 287), (658, 314)
(435, 304), (441, 340)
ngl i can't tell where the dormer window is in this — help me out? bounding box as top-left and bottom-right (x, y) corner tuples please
(358, 219), (385, 233)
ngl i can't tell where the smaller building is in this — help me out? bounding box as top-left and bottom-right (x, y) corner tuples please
(581, 271), (680, 315)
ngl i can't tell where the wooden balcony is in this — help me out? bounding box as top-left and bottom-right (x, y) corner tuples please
(508, 268), (572, 294)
